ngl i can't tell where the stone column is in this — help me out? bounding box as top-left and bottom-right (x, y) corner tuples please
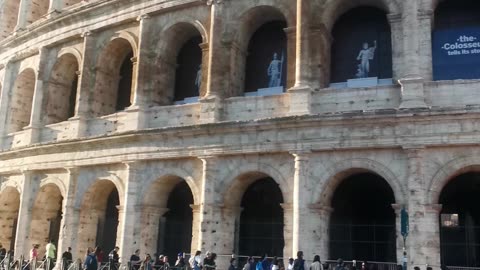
(190, 204), (201, 254)
(403, 147), (441, 268)
(70, 31), (96, 137)
(392, 204), (406, 264)
(288, 0), (312, 115)
(0, 60), (18, 149)
(117, 162), (142, 265)
(388, 13), (403, 82)
(309, 24), (332, 89)
(25, 47), (50, 144)
(283, 27), (296, 90)
(139, 206), (168, 255)
(291, 151), (323, 260)
(398, 0), (428, 109)
(130, 14), (152, 109)
(417, 9), (434, 81)
(197, 156), (234, 269)
(14, 171), (39, 258)
(56, 168), (80, 263)
(281, 203), (293, 260)
(47, 0), (61, 16)
(14, 0), (30, 31)
(200, 0), (228, 123)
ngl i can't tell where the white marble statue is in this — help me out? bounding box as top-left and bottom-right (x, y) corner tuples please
(356, 40), (377, 78)
(267, 52), (284, 88)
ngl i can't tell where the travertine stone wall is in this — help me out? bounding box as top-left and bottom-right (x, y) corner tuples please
(0, 0), (479, 269)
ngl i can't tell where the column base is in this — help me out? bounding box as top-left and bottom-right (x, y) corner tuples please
(398, 76), (429, 109)
(199, 95), (223, 124)
(288, 85), (313, 115)
(68, 116), (89, 138)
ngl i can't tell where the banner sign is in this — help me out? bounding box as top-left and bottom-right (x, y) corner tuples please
(433, 27), (480, 80)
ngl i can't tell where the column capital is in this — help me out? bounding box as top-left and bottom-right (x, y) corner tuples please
(387, 13), (402, 24)
(308, 203), (334, 215)
(418, 9), (434, 20)
(206, 0), (227, 5)
(402, 145), (425, 158)
(137, 14), (150, 22)
(280, 203), (293, 211)
(81, 31), (94, 38)
(142, 205), (169, 216)
(290, 150), (312, 160)
(198, 155), (221, 162)
(391, 203), (405, 214)
(424, 203), (442, 213)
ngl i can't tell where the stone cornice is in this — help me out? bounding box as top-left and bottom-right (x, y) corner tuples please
(0, 0), (205, 62)
(2, 106), (480, 174)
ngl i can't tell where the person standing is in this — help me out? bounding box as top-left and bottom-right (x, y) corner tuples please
(228, 258), (236, 270)
(95, 246), (104, 268)
(141, 254), (153, 270)
(189, 251), (202, 270)
(30, 244), (39, 269)
(335, 259), (345, 270)
(85, 248), (98, 270)
(163, 256), (170, 270)
(271, 257), (279, 270)
(0, 244), (6, 262)
(130, 249), (141, 270)
(46, 240), (57, 270)
(203, 252), (216, 270)
(109, 247), (120, 270)
(175, 253), (186, 268)
(293, 252), (306, 270)
(242, 257), (254, 270)
(287, 259), (294, 270)
(62, 247), (73, 270)
(310, 256), (323, 270)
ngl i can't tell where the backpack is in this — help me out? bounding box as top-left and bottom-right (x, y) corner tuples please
(256, 262), (263, 270)
(293, 260), (304, 270)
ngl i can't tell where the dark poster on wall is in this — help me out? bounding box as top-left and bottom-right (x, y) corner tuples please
(433, 27), (480, 80)
(245, 21), (287, 93)
(331, 8), (393, 83)
(174, 36), (202, 101)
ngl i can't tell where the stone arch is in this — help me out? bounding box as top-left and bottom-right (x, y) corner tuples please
(314, 158), (406, 206)
(44, 53), (80, 124)
(39, 176), (67, 198)
(427, 155), (480, 205)
(75, 174), (125, 209)
(140, 171), (199, 207)
(29, 183), (63, 257)
(232, 5), (292, 95)
(221, 162), (291, 208)
(0, 0), (20, 39)
(93, 35), (136, 116)
(0, 186), (20, 250)
(58, 47), (82, 65)
(26, 0), (50, 25)
(76, 178), (123, 257)
(7, 68), (36, 133)
(154, 22), (207, 105)
(321, 0), (401, 31)
(139, 174), (197, 257)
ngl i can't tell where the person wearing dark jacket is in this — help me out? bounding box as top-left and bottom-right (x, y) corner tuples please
(84, 250), (98, 270)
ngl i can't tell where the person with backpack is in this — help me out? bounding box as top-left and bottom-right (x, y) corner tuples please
(189, 251), (202, 270)
(256, 257), (264, 270)
(271, 257), (279, 270)
(261, 256), (270, 270)
(293, 251), (306, 270)
(85, 248), (98, 270)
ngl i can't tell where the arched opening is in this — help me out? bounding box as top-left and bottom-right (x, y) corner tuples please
(29, 184), (63, 257)
(45, 53), (79, 124)
(155, 23), (203, 105)
(244, 21), (287, 95)
(432, 0), (480, 80)
(7, 69), (36, 133)
(26, 0), (50, 24)
(439, 172), (480, 267)
(0, 187), (20, 251)
(173, 36), (202, 104)
(330, 7), (393, 88)
(77, 180), (120, 258)
(163, 181), (194, 259)
(0, 0), (20, 39)
(93, 38), (134, 116)
(141, 176), (194, 259)
(239, 177), (284, 257)
(329, 172), (396, 262)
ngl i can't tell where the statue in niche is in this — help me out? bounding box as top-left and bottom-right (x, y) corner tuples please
(356, 40), (377, 78)
(195, 64), (202, 91)
(267, 52), (284, 88)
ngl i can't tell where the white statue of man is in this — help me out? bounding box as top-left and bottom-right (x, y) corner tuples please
(356, 40), (377, 78)
(267, 52), (283, 88)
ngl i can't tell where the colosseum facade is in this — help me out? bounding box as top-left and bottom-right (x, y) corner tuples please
(0, 0), (479, 269)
